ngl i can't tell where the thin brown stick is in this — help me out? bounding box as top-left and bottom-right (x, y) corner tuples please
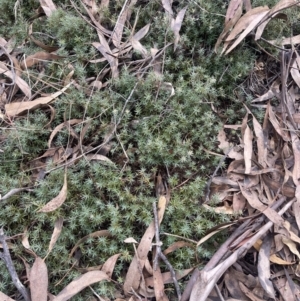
(153, 202), (181, 300)
(0, 228), (31, 301)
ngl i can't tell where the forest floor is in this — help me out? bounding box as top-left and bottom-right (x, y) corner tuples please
(1, 0), (300, 300)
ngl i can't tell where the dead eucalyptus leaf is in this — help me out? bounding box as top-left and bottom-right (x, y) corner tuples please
(39, 0), (57, 16)
(5, 82), (72, 117)
(20, 52), (63, 70)
(48, 119), (82, 148)
(124, 221), (157, 294)
(163, 241), (193, 255)
(197, 223), (233, 247)
(133, 23), (150, 41)
(162, 0), (173, 15)
(85, 154), (114, 164)
(282, 236), (300, 260)
(153, 264), (169, 301)
(47, 217), (64, 255)
(92, 40), (119, 78)
(30, 257), (48, 301)
(0, 291), (16, 301)
(38, 172), (67, 213)
(171, 6), (187, 50)
(53, 271), (109, 301)
(258, 235), (276, 299)
(224, 6), (270, 54)
(0, 61), (31, 99)
(244, 125), (253, 174)
(112, 0), (137, 48)
(69, 230), (112, 258)
(101, 253), (120, 278)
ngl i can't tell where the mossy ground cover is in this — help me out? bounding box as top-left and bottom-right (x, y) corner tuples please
(0, 0), (287, 299)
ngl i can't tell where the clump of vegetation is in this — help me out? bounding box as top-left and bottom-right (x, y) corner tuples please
(0, 0), (286, 299)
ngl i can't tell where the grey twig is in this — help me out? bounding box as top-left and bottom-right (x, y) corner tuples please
(152, 202), (181, 300)
(1, 188), (33, 201)
(0, 228), (31, 301)
(214, 284), (225, 301)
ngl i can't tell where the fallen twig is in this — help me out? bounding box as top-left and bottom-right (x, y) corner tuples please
(0, 228), (31, 301)
(1, 188), (33, 201)
(153, 202), (181, 300)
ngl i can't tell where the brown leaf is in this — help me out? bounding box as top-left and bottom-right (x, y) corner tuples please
(251, 112), (267, 167)
(153, 264), (169, 301)
(265, 0), (300, 20)
(69, 230), (112, 258)
(239, 282), (265, 301)
(293, 196), (300, 231)
(22, 228), (31, 250)
(224, 6), (270, 54)
(291, 59), (300, 89)
(244, 125), (253, 174)
(112, 0), (137, 48)
(48, 119), (82, 148)
(124, 221), (155, 294)
(133, 23), (150, 41)
(282, 236), (300, 260)
(239, 185), (284, 226)
(85, 154), (114, 165)
(89, 80), (102, 90)
(217, 128), (243, 160)
(0, 291), (16, 300)
(162, 0), (173, 15)
(131, 38), (148, 57)
(163, 241), (193, 256)
(290, 130), (300, 186)
(146, 268), (194, 287)
(20, 52), (63, 70)
(268, 104), (290, 141)
(232, 192), (246, 212)
(224, 269), (248, 300)
(30, 257), (48, 301)
(38, 172), (67, 213)
(5, 82), (72, 117)
(92, 40), (119, 78)
(124, 192), (169, 294)
(225, 6), (269, 41)
(273, 277), (295, 301)
(80, 0), (112, 36)
(251, 79), (280, 103)
(158, 195), (167, 224)
(268, 34), (300, 46)
(29, 34), (59, 52)
(171, 6), (187, 50)
(197, 223), (233, 247)
(203, 204), (234, 215)
(47, 217), (63, 255)
(214, 0), (243, 52)
(225, 0), (243, 24)
(0, 62), (31, 99)
(101, 253), (120, 278)
(257, 235), (276, 299)
(255, 12), (287, 40)
(53, 271), (109, 301)
(39, 0), (57, 16)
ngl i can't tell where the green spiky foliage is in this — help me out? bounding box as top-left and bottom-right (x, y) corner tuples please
(0, 0), (287, 299)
